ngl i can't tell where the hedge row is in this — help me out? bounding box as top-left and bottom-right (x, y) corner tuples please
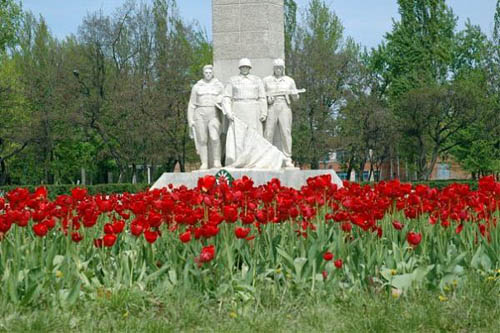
(361, 179), (478, 190)
(0, 184), (150, 199)
(0, 179), (479, 199)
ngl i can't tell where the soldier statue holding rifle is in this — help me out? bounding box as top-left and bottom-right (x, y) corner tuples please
(263, 58), (305, 168)
(187, 65), (225, 170)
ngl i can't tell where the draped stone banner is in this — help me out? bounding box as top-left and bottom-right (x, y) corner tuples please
(225, 117), (284, 170)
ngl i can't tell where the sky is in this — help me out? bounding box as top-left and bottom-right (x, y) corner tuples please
(21, 0), (497, 49)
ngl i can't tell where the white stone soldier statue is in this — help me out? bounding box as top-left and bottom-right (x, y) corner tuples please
(223, 58), (268, 135)
(187, 65), (225, 169)
(263, 58), (304, 168)
(223, 58), (286, 169)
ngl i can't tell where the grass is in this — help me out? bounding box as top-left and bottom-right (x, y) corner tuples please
(1, 272), (498, 332)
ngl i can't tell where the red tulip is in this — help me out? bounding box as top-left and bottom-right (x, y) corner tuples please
(44, 217), (56, 230)
(323, 251), (334, 261)
(392, 220), (404, 230)
(341, 222), (352, 233)
(406, 231), (422, 247)
(223, 205), (238, 223)
(197, 245), (215, 264)
(240, 213), (255, 225)
(103, 223), (114, 235)
(34, 186), (48, 199)
(235, 227), (251, 239)
(94, 238), (103, 248)
(0, 198), (5, 210)
(256, 210), (268, 223)
(334, 259), (343, 269)
(441, 220), (450, 228)
(148, 212), (162, 228)
(16, 211), (30, 227)
(179, 231), (192, 243)
(112, 220), (125, 234)
(130, 223), (143, 236)
(479, 224), (487, 237)
(33, 223), (48, 237)
(201, 223), (219, 238)
(198, 175), (217, 192)
(0, 216), (12, 233)
(144, 230), (158, 244)
(71, 232), (83, 243)
(71, 187), (87, 201)
(208, 211), (224, 225)
(103, 234), (117, 247)
(289, 206), (299, 218)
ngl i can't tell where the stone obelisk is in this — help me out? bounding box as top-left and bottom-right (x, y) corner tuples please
(212, 0), (285, 84)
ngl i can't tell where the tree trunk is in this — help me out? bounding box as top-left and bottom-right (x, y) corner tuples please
(423, 148), (440, 181)
(358, 159), (366, 182)
(346, 156), (355, 181)
(179, 160), (185, 172)
(0, 159), (7, 185)
(165, 158), (177, 172)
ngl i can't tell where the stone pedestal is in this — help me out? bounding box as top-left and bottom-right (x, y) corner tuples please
(213, 0), (285, 83)
(150, 169), (343, 190)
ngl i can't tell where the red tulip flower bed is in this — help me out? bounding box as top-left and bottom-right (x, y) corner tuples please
(0, 175), (499, 304)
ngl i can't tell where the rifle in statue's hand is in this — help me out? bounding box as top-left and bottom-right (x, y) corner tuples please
(266, 88), (306, 98)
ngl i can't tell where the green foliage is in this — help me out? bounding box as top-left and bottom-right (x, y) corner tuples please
(1, 0), (499, 184)
(290, 0), (357, 169)
(0, 206), (498, 331)
(336, 52), (396, 181)
(0, 273), (498, 332)
(377, 0), (457, 100)
(0, 183), (149, 199)
(284, 0), (297, 62)
(395, 77), (490, 179)
(359, 179), (479, 190)
(0, 1), (211, 185)
(0, 0), (21, 53)
(368, 0), (499, 180)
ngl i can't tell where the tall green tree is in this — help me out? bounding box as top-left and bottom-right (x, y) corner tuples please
(373, 0), (457, 100)
(290, 0), (357, 169)
(147, 0), (211, 172)
(0, 58), (30, 184)
(284, 0), (297, 66)
(449, 22), (500, 177)
(0, 0), (21, 53)
(368, 0), (498, 179)
(396, 77), (490, 180)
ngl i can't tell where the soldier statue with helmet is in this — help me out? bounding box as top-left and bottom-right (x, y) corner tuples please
(222, 58), (268, 136)
(263, 58), (304, 168)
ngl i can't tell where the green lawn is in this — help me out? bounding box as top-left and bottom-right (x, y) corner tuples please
(1, 273), (498, 333)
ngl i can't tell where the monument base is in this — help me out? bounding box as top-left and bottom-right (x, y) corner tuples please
(150, 169), (343, 190)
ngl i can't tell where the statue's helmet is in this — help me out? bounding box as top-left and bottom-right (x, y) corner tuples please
(273, 58), (285, 68)
(203, 64), (213, 71)
(238, 58), (252, 69)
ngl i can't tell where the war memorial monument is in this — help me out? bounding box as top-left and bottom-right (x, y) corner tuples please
(152, 0), (342, 189)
